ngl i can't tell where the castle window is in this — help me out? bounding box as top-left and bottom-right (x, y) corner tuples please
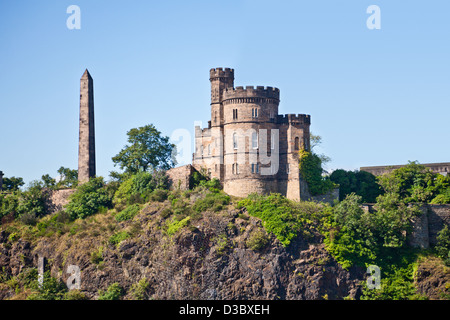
(269, 110), (274, 119)
(271, 131), (275, 150)
(215, 164), (218, 172)
(214, 111), (217, 124)
(233, 109), (238, 120)
(294, 137), (300, 150)
(208, 144), (211, 155)
(200, 145), (204, 156)
(252, 132), (258, 149)
(236, 163), (239, 174)
(286, 164), (290, 174)
(251, 163), (260, 174)
(252, 108), (258, 118)
(233, 132), (238, 149)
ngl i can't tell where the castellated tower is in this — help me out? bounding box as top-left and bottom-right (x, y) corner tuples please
(78, 69), (96, 183)
(193, 68), (311, 201)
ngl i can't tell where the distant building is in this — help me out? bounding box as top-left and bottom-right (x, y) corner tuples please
(360, 162), (450, 176)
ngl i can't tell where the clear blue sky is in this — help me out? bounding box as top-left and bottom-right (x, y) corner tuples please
(1, 0), (449, 185)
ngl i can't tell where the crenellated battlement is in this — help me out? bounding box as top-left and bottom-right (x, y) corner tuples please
(210, 67), (235, 79)
(277, 113), (311, 124)
(223, 85), (280, 101)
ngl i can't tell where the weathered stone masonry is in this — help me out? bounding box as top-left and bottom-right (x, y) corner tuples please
(78, 69), (96, 183)
(193, 68), (313, 201)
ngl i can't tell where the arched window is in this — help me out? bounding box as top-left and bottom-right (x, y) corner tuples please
(294, 137), (299, 150)
(252, 132), (258, 149)
(233, 132), (238, 149)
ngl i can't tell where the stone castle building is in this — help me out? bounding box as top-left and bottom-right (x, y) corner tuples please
(192, 68), (312, 201)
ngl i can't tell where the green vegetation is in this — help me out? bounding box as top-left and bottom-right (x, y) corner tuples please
(113, 171), (168, 210)
(1, 176), (25, 191)
(192, 190), (230, 213)
(112, 124), (177, 174)
(435, 225), (450, 266)
(65, 177), (112, 220)
(237, 193), (326, 247)
(166, 216), (191, 236)
(109, 231), (130, 247)
(115, 204), (141, 222)
(130, 278), (150, 300)
(329, 169), (382, 202)
(377, 161), (450, 204)
(246, 229), (270, 251)
(97, 282), (124, 300)
(298, 149), (336, 196)
(1, 119), (448, 301)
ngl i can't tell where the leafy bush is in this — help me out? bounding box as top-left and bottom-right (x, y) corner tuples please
(90, 246), (104, 265)
(16, 180), (49, 219)
(130, 278), (150, 300)
(34, 211), (72, 237)
(430, 188), (450, 204)
(97, 283), (124, 300)
(193, 191), (230, 213)
(115, 204), (141, 222)
(0, 193), (19, 223)
(113, 171), (168, 210)
(27, 271), (67, 300)
(108, 231), (130, 247)
(166, 216), (191, 236)
(148, 189), (168, 202)
(246, 229), (270, 251)
(65, 177), (112, 220)
(435, 225), (450, 265)
(238, 193), (325, 247)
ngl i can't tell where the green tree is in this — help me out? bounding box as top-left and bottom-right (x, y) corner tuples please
(112, 124), (177, 174)
(330, 169), (383, 202)
(17, 180), (49, 219)
(56, 167), (78, 188)
(376, 161), (450, 204)
(2, 176), (25, 191)
(41, 174), (56, 189)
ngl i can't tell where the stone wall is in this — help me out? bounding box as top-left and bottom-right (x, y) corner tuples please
(166, 165), (197, 191)
(44, 189), (76, 214)
(427, 204), (450, 246)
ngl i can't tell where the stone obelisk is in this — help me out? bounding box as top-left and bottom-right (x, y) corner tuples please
(78, 69), (96, 183)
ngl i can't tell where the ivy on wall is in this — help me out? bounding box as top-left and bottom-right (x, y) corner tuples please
(298, 149), (336, 196)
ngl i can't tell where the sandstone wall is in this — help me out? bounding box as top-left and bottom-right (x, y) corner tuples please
(166, 165), (196, 191)
(45, 189), (76, 214)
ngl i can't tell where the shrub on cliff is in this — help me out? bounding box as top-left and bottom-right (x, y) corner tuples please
(65, 177), (112, 220)
(193, 191), (230, 213)
(113, 171), (168, 210)
(237, 193), (325, 247)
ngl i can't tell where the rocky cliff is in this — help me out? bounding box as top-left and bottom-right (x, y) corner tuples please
(0, 197), (367, 300)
